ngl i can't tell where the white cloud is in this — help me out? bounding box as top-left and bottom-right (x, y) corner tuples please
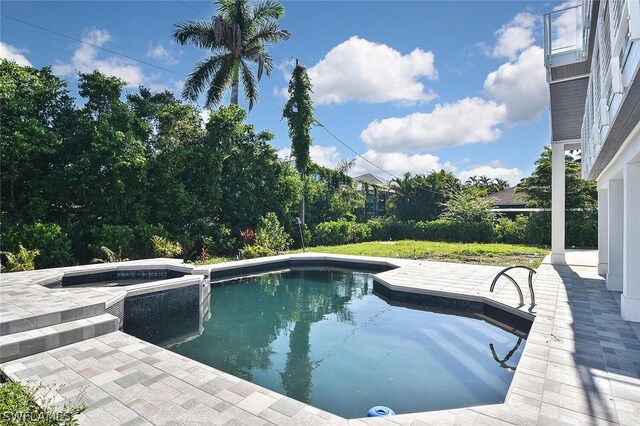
(484, 46), (547, 125)
(308, 36), (438, 105)
(277, 145), (342, 169)
(52, 28), (149, 87)
(458, 161), (524, 186)
(491, 12), (538, 60)
(352, 150), (455, 177)
(0, 42), (32, 66)
(360, 97), (506, 152)
(146, 43), (179, 65)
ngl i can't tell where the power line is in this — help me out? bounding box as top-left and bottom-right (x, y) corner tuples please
(314, 120), (446, 196)
(175, 1), (206, 14)
(314, 121), (395, 180)
(1, 14), (181, 76)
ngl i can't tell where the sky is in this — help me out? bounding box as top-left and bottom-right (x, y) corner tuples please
(0, 0), (570, 185)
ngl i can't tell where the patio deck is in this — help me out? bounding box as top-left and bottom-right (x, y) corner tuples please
(1, 252), (639, 425)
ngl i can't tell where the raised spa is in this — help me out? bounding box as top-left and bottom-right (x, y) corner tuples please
(125, 268), (530, 418)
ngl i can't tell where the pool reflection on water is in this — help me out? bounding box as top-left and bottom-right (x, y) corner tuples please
(125, 269), (529, 419)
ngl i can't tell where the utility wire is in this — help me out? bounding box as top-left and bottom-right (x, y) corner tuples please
(175, 1), (206, 14)
(1, 14), (181, 76)
(315, 120), (395, 180)
(314, 120), (446, 196)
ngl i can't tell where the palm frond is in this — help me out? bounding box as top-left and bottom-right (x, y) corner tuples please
(183, 55), (228, 102)
(172, 20), (218, 49)
(246, 22), (291, 46)
(240, 60), (259, 110)
(252, 0), (285, 22)
(204, 58), (235, 108)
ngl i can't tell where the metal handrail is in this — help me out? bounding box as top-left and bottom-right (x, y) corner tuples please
(489, 266), (537, 307)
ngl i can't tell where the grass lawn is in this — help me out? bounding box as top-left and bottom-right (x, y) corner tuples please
(291, 240), (549, 268)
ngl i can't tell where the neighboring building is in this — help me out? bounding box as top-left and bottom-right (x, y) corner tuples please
(485, 187), (533, 219)
(544, 1), (640, 320)
(353, 174), (390, 219)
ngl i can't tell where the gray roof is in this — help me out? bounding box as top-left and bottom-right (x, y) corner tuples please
(485, 186), (528, 208)
(353, 173), (389, 187)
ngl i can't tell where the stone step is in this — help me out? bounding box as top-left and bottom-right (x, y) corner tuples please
(0, 302), (106, 336)
(0, 314), (119, 364)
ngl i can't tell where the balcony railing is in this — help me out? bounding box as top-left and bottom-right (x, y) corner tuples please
(544, 4), (589, 67)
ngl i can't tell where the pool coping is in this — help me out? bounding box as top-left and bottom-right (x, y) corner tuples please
(1, 251), (638, 424)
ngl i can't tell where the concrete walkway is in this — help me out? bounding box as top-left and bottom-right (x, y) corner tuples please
(1, 252), (640, 425)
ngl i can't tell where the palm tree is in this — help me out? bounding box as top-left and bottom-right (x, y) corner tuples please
(173, 0), (290, 110)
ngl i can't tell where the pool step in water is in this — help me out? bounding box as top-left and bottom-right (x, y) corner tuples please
(0, 313), (119, 363)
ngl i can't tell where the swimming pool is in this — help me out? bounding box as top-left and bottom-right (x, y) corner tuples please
(126, 269), (530, 418)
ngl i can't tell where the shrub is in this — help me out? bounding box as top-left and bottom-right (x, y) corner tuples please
(4, 223), (73, 268)
(88, 225), (135, 260)
(439, 191), (496, 222)
(255, 212), (292, 252)
(495, 216), (528, 244)
(131, 224), (169, 258)
(313, 220), (371, 246)
(0, 379), (86, 425)
(90, 246), (128, 263)
(1, 245), (40, 272)
(150, 235), (182, 258)
(566, 210), (597, 248)
(240, 228), (256, 246)
(239, 244), (275, 259)
(416, 220), (495, 243)
(367, 218), (415, 241)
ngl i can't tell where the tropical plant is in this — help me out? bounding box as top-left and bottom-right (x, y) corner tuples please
(173, 0), (290, 109)
(150, 235), (183, 258)
(239, 244), (275, 259)
(283, 62), (315, 225)
(255, 212), (292, 252)
(439, 191), (496, 223)
(465, 175), (510, 196)
(389, 170), (461, 221)
(1, 245), (40, 272)
(90, 246), (128, 263)
(4, 223), (73, 268)
(0, 379), (86, 425)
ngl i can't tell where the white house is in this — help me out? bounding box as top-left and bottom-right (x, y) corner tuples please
(544, 1), (640, 321)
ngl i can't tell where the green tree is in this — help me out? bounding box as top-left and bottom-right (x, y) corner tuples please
(389, 170), (461, 221)
(0, 60), (74, 227)
(283, 62), (315, 225)
(518, 146), (597, 247)
(518, 146), (596, 209)
(173, 0), (290, 109)
(305, 164), (362, 228)
(465, 175), (510, 196)
(439, 191), (496, 222)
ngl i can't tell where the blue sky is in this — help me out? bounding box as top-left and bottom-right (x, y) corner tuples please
(1, 0), (566, 185)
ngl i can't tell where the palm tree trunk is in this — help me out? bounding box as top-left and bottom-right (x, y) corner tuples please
(230, 60), (240, 105)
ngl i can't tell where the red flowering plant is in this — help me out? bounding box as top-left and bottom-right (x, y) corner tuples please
(240, 228), (256, 246)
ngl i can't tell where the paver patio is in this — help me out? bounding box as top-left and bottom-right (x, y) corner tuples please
(1, 252), (639, 425)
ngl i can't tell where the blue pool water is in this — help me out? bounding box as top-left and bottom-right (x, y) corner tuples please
(126, 269), (528, 418)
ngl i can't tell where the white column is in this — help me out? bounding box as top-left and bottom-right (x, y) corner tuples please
(598, 188), (609, 275)
(607, 179), (624, 291)
(621, 163), (640, 321)
(551, 144), (566, 264)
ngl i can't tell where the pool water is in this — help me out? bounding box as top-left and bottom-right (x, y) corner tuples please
(127, 270), (527, 418)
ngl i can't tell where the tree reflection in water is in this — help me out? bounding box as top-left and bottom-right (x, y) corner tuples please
(169, 269), (370, 403)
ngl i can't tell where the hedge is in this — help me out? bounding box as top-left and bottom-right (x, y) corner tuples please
(311, 213), (597, 248)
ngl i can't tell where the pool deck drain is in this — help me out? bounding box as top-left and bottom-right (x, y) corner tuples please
(1, 252), (639, 425)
